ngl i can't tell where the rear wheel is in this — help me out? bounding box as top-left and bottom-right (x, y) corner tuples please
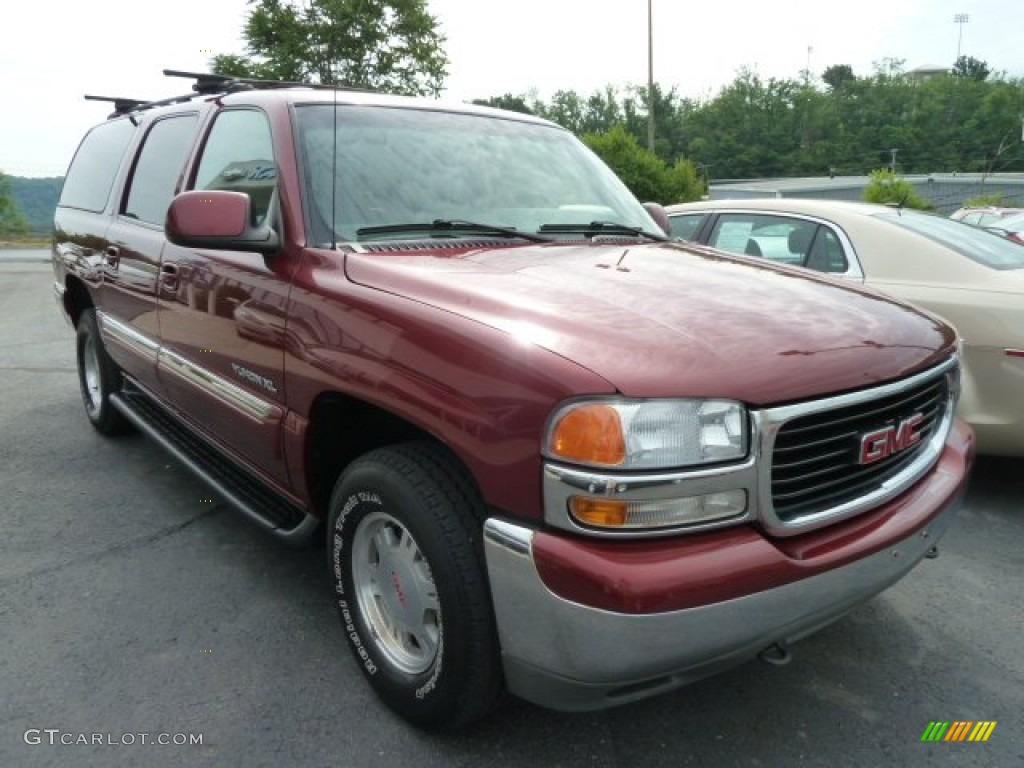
(76, 308), (131, 435)
(328, 442), (502, 730)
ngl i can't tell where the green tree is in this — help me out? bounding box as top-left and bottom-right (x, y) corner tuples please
(0, 171), (29, 238)
(212, 0), (448, 96)
(862, 169), (931, 209)
(582, 125), (701, 204)
(822, 64), (856, 92)
(471, 94), (533, 115)
(952, 55), (990, 81)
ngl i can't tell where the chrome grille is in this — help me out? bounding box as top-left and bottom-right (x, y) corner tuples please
(764, 361), (954, 527)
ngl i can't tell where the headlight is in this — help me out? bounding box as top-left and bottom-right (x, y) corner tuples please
(544, 398), (748, 470)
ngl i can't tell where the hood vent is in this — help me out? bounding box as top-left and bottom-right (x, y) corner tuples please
(357, 239), (516, 253)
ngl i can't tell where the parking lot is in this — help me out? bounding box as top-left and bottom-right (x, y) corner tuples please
(2, 257), (1022, 767)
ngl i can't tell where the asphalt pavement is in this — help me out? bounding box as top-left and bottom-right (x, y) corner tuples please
(2, 257), (1022, 767)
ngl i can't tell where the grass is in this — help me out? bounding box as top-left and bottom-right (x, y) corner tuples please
(0, 236), (50, 248)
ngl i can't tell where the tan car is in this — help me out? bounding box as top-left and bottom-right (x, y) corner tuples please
(667, 198), (1024, 456)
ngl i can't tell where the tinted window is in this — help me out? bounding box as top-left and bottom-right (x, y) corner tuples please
(877, 211), (1024, 270)
(668, 213), (705, 240)
(193, 110), (275, 225)
(59, 119), (136, 212)
(124, 115), (198, 225)
(805, 227), (849, 273)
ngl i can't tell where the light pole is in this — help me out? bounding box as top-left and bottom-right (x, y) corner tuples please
(647, 0), (655, 152)
(954, 13), (969, 60)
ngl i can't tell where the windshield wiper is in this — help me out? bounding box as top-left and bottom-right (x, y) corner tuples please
(539, 220), (669, 242)
(356, 219), (552, 243)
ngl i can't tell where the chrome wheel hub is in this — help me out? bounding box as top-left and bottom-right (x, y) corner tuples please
(82, 336), (101, 414)
(352, 511), (440, 674)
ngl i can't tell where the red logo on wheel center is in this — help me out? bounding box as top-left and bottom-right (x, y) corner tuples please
(391, 571), (408, 606)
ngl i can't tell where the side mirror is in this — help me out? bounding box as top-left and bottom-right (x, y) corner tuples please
(165, 190), (279, 253)
(643, 201), (672, 236)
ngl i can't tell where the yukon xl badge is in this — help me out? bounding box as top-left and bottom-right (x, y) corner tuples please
(858, 413), (925, 465)
(231, 362), (279, 394)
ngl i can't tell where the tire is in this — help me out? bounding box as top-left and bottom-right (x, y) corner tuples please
(76, 308), (132, 435)
(328, 442), (502, 730)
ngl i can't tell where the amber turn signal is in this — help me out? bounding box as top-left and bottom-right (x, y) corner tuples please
(569, 498), (629, 527)
(549, 404), (626, 466)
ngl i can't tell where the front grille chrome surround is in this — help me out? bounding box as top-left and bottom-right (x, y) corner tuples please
(754, 356), (958, 536)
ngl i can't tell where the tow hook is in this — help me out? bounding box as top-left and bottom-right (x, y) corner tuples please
(758, 642), (792, 666)
(925, 545), (939, 559)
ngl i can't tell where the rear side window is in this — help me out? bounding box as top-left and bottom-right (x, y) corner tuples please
(123, 114), (198, 225)
(59, 119), (136, 212)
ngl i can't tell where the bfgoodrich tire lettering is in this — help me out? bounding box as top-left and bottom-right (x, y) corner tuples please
(328, 442), (502, 730)
(76, 308), (131, 435)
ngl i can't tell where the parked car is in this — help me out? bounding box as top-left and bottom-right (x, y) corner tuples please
(984, 210), (1024, 244)
(53, 72), (973, 730)
(666, 198), (1024, 456)
(949, 205), (1024, 227)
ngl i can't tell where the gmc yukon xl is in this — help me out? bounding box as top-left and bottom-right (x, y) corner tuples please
(53, 71), (974, 729)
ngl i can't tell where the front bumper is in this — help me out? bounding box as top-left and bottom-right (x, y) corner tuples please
(483, 420), (973, 712)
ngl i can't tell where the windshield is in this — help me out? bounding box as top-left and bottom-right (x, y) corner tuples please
(876, 210), (1024, 270)
(994, 211), (1024, 232)
(294, 104), (656, 244)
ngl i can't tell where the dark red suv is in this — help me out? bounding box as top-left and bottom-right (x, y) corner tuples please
(53, 71), (973, 729)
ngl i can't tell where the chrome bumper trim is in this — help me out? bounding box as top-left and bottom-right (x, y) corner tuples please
(484, 490), (961, 712)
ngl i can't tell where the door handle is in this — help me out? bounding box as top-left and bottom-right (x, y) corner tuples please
(102, 245), (120, 269)
(160, 262), (180, 292)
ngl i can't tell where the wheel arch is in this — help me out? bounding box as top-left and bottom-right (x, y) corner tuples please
(305, 392), (484, 528)
(63, 275), (94, 328)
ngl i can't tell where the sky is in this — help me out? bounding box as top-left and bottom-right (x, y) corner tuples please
(1, 0), (1019, 178)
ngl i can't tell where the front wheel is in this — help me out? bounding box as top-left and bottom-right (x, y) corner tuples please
(328, 442), (502, 730)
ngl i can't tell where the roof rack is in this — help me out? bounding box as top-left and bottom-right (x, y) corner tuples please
(163, 68), (352, 94)
(83, 94), (148, 116)
(86, 69), (375, 120)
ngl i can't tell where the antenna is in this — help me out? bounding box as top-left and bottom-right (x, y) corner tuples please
(331, 80), (338, 250)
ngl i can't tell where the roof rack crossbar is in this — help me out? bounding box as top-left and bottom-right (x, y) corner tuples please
(163, 68), (375, 94)
(84, 94), (149, 116)
(85, 68), (381, 120)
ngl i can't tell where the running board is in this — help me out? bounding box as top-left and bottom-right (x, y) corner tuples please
(110, 385), (320, 546)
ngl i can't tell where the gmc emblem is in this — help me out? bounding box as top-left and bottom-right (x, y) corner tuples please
(858, 413), (925, 465)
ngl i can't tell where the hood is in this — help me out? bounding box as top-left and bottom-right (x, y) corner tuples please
(345, 241), (956, 406)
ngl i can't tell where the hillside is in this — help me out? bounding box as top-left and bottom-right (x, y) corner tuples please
(10, 176), (63, 235)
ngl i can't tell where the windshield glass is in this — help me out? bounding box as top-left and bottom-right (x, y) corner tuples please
(994, 211), (1024, 231)
(876, 210), (1024, 270)
(294, 104), (656, 243)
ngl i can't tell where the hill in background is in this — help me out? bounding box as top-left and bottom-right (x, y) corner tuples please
(11, 177), (63, 235)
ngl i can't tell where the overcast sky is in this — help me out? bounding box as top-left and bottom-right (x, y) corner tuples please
(1, 0), (1019, 177)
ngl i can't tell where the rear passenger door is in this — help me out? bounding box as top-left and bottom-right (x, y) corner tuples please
(101, 113), (198, 391)
(157, 108), (293, 489)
